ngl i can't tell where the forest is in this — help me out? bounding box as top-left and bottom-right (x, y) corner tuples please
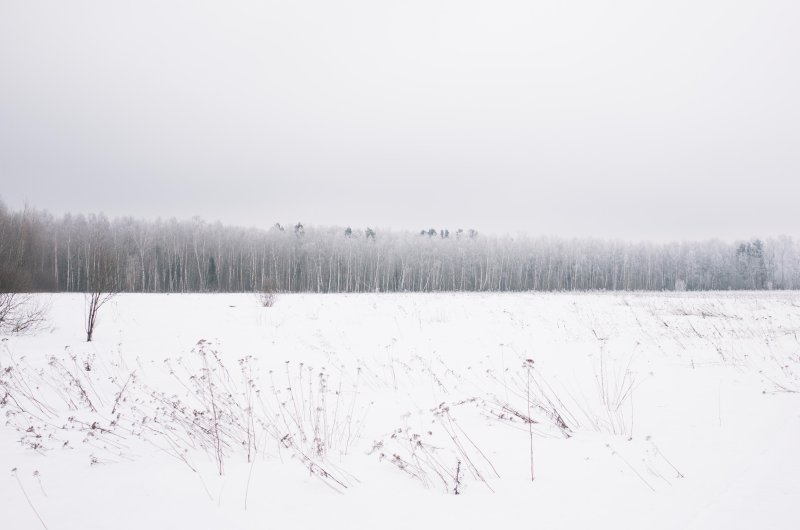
(1, 201), (798, 293)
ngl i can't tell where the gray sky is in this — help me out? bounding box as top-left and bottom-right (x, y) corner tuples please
(1, 0), (799, 241)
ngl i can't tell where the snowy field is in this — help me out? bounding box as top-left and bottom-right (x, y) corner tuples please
(2, 292), (799, 529)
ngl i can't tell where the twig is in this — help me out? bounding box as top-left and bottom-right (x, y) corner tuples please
(112, 370), (136, 415)
(12, 468), (49, 530)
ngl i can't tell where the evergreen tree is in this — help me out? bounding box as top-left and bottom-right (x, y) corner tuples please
(207, 256), (218, 291)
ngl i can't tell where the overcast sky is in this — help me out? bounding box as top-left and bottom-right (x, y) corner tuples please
(1, 1), (798, 241)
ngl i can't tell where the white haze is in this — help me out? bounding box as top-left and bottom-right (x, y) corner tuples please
(1, 1), (799, 240)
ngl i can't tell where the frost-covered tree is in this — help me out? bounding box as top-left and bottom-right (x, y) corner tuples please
(2, 201), (800, 294)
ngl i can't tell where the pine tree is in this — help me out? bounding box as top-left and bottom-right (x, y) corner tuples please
(207, 256), (218, 291)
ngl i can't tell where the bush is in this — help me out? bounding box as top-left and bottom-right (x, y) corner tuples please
(0, 293), (47, 334)
(258, 278), (278, 307)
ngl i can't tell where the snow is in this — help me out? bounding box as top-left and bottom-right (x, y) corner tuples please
(2, 292), (799, 529)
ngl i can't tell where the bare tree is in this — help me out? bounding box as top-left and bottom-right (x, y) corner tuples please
(84, 291), (116, 342)
(0, 293), (48, 334)
(0, 202), (48, 333)
(84, 231), (118, 342)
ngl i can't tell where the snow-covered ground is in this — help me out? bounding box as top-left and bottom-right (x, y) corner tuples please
(2, 292), (799, 529)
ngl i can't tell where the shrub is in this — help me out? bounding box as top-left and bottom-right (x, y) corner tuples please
(258, 278), (278, 307)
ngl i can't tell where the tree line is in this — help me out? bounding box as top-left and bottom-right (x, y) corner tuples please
(1, 202), (799, 293)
